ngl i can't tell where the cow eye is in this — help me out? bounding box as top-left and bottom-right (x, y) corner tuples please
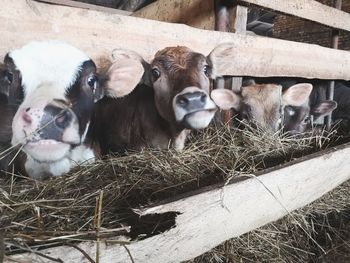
(152, 68), (161, 80)
(87, 75), (98, 91)
(203, 65), (210, 77)
(303, 116), (310, 123)
(5, 70), (13, 84)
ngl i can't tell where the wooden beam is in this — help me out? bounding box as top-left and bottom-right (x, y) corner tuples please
(2, 1), (350, 80)
(7, 143), (350, 262)
(134, 0), (350, 32)
(132, 0), (216, 30)
(229, 4), (247, 92)
(35, 0), (132, 15)
(241, 0), (350, 32)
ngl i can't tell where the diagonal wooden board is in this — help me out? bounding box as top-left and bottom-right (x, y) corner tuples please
(241, 0), (350, 32)
(0, 0), (350, 79)
(133, 0), (350, 32)
(6, 143), (350, 263)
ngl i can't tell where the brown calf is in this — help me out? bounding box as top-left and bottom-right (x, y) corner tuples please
(92, 46), (236, 154)
(230, 82), (336, 133)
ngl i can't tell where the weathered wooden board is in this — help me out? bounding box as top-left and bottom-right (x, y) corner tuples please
(6, 143), (350, 263)
(2, 0), (350, 80)
(134, 0), (350, 32)
(242, 0), (350, 32)
(132, 0), (216, 30)
(36, 0), (132, 15)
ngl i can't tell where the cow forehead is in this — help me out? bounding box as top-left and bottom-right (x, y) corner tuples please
(8, 41), (91, 97)
(152, 46), (205, 70)
(242, 84), (282, 102)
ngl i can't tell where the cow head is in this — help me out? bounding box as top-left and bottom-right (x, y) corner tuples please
(6, 41), (144, 167)
(283, 98), (337, 134)
(110, 46), (238, 132)
(227, 83), (316, 132)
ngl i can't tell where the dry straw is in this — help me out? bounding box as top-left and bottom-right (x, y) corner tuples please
(0, 122), (349, 261)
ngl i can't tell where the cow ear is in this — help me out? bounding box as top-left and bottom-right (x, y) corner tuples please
(112, 48), (152, 87)
(282, 83), (313, 106)
(211, 89), (240, 110)
(104, 58), (144, 98)
(311, 100), (337, 119)
(207, 43), (235, 78)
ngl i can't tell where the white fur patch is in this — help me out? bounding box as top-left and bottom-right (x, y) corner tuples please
(9, 40), (90, 98)
(25, 144), (95, 180)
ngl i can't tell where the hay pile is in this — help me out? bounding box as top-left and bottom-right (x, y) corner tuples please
(0, 123), (347, 260)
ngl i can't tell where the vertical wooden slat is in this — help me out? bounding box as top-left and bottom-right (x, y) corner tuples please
(326, 0), (342, 130)
(230, 4), (248, 93)
(214, 0), (232, 124)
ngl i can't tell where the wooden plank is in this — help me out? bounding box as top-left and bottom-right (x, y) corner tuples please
(229, 4), (247, 92)
(2, 1), (350, 80)
(35, 0), (132, 15)
(241, 0), (350, 32)
(134, 0), (350, 32)
(132, 0), (216, 30)
(7, 143), (350, 263)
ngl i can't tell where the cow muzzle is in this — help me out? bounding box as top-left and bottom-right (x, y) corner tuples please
(173, 86), (217, 130)
(12, 100), (80, 162)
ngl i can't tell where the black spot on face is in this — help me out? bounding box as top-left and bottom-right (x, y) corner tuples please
(3, 55), (23, 105)
(66, 60), (98, 137)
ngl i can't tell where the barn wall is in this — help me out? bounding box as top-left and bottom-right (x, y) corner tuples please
(273, 0), (350, 50)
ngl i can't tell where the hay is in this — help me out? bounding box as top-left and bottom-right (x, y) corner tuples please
(0, 122), (347, 260)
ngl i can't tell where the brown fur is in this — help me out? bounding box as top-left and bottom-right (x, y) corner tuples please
(92, 47), (214, 154)
(239, 84), (282, 131)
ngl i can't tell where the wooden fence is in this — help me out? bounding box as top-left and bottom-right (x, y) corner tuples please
(3, 0), (350, 262)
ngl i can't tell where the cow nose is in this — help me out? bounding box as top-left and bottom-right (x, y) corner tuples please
(54, 110), (72, 130)
(43, 105), (72, 130)
(176, 92), (207, 110)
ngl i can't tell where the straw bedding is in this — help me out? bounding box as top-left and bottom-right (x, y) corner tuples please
(0, 123), (349, 261)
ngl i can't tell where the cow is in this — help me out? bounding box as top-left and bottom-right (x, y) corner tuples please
(0, 63), (20, 174)
(237, 79), (337, 134)
(92, 45), (238, 154)
(5, 41), (144, 180)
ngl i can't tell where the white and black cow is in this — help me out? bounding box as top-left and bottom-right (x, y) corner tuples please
(5, 41), (143, 179)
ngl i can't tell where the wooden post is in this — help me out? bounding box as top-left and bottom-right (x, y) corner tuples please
(326, 0), (342, 130)
(214, 1), (247, 124)
(214, 0), (232, 124)
(229, 2), (248, 93)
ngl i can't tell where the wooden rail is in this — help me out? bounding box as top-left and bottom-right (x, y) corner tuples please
(7, 143), (350, 262)
(241, 0), (350, 32)
(2, 0), (350, 80)
(134, 0), (350, 32)
(36, 0), (131, 15)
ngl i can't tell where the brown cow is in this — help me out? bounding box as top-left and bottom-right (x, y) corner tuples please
(92, 46), (237, 154)
(232, 82), (336, 133)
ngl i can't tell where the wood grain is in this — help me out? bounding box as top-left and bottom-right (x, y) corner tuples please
(1, 1), (350, 80)
(242, 0), (350, 32)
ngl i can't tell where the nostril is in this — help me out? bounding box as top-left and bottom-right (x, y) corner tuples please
(25, 107), (31, 112)
(54, 110), (72, 129)
(22, 112), (32, 125)
(177, 96), (188, 106)
(200, 93), (207, 103)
